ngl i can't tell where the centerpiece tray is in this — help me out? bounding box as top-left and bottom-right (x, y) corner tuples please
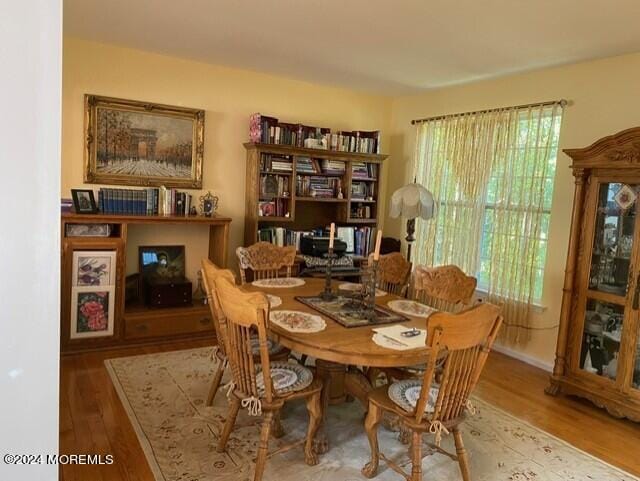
(295, 295), (408, 328)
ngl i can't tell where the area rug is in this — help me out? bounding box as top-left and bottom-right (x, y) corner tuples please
(105, 347), (638, 481)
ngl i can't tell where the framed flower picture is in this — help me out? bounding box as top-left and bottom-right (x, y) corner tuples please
(70, 286), (115, 339)
(72, 251), (117, 287)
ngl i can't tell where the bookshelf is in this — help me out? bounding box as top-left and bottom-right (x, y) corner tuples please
(244, 142), (387, 255)
(60, 212), (231, 353)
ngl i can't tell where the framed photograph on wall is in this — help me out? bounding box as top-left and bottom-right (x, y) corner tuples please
(84, 94), (205, 188)
(72, 250), (117, 287)
(70, 286), (116, 339)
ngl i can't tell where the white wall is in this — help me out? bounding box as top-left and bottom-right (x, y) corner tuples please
(0, 1), (62, 480)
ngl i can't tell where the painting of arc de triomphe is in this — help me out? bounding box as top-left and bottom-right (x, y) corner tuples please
(84, 95), (204, 188)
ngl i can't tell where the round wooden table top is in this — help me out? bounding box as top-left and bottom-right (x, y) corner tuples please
(244, 277), (430, 367)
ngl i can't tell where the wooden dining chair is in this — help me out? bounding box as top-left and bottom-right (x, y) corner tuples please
(236, 242), (297, 284)
(411, 265), (477, 313)
(201, 259), (289, 407)
(367, 252), (412, 296)
(213, 276), (324, 481)
(361, 303), (503, 481)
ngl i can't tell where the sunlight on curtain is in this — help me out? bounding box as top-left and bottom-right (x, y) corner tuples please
(413, 102), (564, 342)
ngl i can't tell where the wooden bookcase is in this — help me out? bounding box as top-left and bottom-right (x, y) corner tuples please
(60, 212), (231, 353)
(243, 142), (387, 252)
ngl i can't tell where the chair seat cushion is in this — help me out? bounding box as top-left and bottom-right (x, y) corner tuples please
(256, 362), (314, 396)
(388, 379), (440, 413)
(249, 336), (287, 357)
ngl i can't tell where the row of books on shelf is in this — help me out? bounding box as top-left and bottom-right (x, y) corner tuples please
(258, 199), (290, 218)
(259, 154), (293, 173)
(98, 187), (192, 216)
(258, 227), (315, 250)
(295, 157), (346, 175)
(257, 226), (376, 256)
(296, 175), (342, 198)
(260, 174), (291, 198)
(249, 113), (381, 154)
(352, 162), (379, 179)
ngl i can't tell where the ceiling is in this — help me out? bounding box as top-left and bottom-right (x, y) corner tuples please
(64, 0), (640, 95)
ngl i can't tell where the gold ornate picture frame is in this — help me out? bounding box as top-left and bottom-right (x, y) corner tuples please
(84, 94), (204, 188)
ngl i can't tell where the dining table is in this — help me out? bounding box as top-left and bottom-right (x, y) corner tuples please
(244, 277), (432, 452)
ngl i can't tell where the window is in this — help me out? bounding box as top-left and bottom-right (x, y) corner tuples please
(414, 103), (563, 312)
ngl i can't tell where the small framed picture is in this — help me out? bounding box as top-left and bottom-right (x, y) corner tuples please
(337, 226), (355, 253)
(70, 286), (115, 339)
(71, 189), (98, 214)
(72, 250), (117, 286)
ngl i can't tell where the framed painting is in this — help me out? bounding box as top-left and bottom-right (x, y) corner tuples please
(70, 286), (116, 339)
(84, 94), (205, 188)
(72, 250), (117, 287)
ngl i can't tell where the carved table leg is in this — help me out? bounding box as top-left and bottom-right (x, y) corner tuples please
(312, 361), (333, 454)
(344, 366), (373, 408)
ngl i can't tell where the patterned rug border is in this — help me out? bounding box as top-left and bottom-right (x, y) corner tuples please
(105, 358), (168, 481)
(104, 347), (640, 481)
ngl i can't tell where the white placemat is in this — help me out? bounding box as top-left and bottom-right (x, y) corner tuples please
(251, 277), (305, 288)
(266, 294), (282, 308)
(387, 299), (436, 318)
(372, 324), (426, 351)
(269, 310), (326, 333)
(338, 282), (386, 297)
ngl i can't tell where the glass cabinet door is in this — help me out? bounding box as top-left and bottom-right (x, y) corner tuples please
(579, 182), (639, 382)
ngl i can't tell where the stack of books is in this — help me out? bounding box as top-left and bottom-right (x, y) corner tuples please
(352, 162), (379, 179)
(296, 176), (341, 198)
(260, 154), (293, 172)
(321, 160), (346, 175)
(98, 187), (193, 216)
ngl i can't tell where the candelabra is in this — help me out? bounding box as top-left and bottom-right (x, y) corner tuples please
(361, 259), (379, 321)
(320, 248), (337, 301)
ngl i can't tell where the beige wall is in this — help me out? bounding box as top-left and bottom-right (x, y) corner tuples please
(63, 36), (640, 367)
(62, 37), (392, 281)
(389, 51), (640, 367)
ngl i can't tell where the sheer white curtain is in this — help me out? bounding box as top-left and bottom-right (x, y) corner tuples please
(413, 102), (564, 341)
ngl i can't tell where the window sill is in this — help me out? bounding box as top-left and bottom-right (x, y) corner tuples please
(474, 288), (547, 314)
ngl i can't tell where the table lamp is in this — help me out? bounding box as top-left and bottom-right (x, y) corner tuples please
(389, 180), (435, 263)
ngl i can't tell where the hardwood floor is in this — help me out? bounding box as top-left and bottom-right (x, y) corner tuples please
(59, 340), (640, 481)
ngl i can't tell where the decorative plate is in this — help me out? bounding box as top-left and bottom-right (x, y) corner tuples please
(338, 282), (386, 297)
(388, 379), (440, 413)
(256, 361), (314, 395)
(387, 300), (436, 318)
(614, 184), (637, 211)
(269, 310), (326, 333)
(251, 277), (306, 288)
(266, 294), (282, 308)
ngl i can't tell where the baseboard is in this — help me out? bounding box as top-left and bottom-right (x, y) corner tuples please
(492, 343), (553, 373)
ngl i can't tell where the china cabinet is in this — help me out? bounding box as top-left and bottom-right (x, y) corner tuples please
(548, 127), (640, 421)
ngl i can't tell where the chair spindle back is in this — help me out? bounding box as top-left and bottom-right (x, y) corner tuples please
(414, 303), (502, 423)
(213, 276), (275, 402)
(412, 265), (477, 313)
(236, 242), (297, 284)
(367, 252), (411, 296)
(201, 259), (236, 357)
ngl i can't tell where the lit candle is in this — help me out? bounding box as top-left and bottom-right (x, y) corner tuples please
(329, 223), (335, 249)
(373, 229), (382, 261)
